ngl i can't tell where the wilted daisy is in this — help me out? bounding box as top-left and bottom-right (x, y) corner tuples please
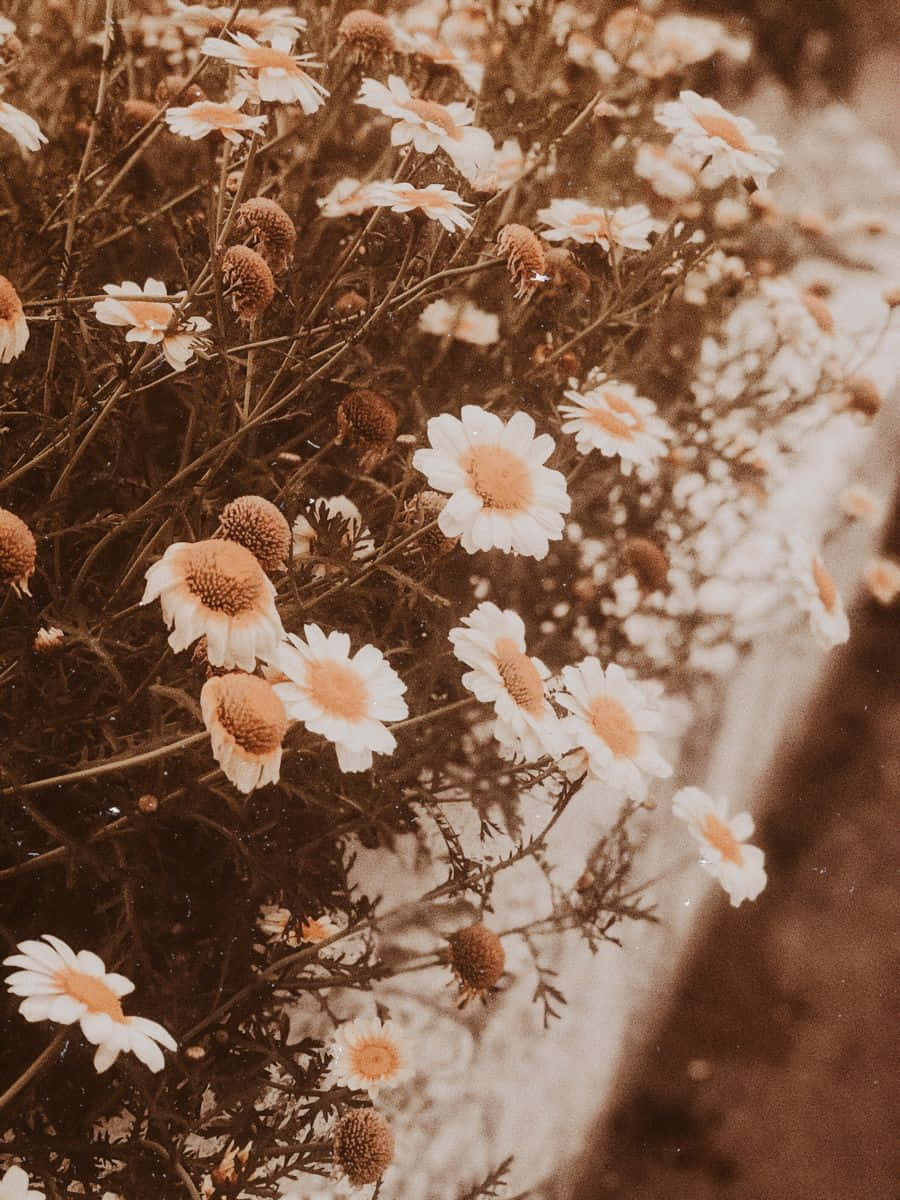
(268, 625), (408, 773)
(0, 1165), (44, 1200)
(634, 142), (697, 202)
(164, 94), (267, 143)
(560, 378), (672, 475)
(92, 279), (210, 371)
(450, 602), (569, 761)
(3, 935), (176, 1073)
(168, 1), (307, 43)
(0, 274), (29, 363)
(366, 181), (472, 232)
(201, 672), (287, 793)
(788, 537), (849, 649)
(412, 406), (570, 558)
(0, 506), (36, 596)
(557, 659), (671, 802)
(418, 298), (499, 345)
(863, 556), (900, 606)
(537, 199), (656, 252)
(142, 538), (285, 669)
(330, 1016), (412, 1097)
(673, 787), (767, 907)
(317, 177), (377, 219)
(201, 32), (328, 110)
(292, 495), (375, 568)
(656, 91), (781, 189)
(0, 89), (47, 153)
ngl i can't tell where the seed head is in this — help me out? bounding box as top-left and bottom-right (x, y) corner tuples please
(217, 495), (291, 573)
(0, 507), (36, 597)
(138, 794), (159, 814)
(221, 245), (275, 321)
(336, 389), (398, 470)
(337, 9), (396, 65)
(332, 1108), (395, 1187)
(236, 197), (297, 274)
(624, 537), (669, 593)
(497, 223), (547, 301)
(448, 922), (505, 1004)
(156, 75), (207, 106)
(842, 375), (881, 420)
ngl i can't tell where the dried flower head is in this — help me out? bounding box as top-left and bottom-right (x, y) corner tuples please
(399, 490), (456, 559)
(0, 507), (36, 596)
(841, 375), (881, 419)
(217, 495), (291, 573)
(120, 98), (159, 130)
(236, 197), (296, 273)
(497, 223), (547, 300)
(333, 289), (368, 317)
(338, 9), (396, 65)
(201, 672), (287, 793)
(448, 922), (505, 1004)
(0, 274), (29, 363)
(624, 537), (669, 593)
(336, 388), (398, 469)
(221, 244), (275, 321)
(332, 1108), (395, 1186)
(138, 794), (159, 814)
(33, 626), (64, 653)
(155, 75), (207, 106)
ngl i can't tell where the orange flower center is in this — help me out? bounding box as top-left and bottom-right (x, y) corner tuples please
(695, 111), (749, 151)
(585, 392), (644, 441)
(305, 659), (369, 722)
(215, 677), (286, 755)
(124, 299), (174, 330)
(812, 557), (837, 613)
(493, 637), (545, 715)
(55, 969), (126, 1023)
(398, 187), (451, 208)
(570, 210), (609, 236)
(588, 695), (638, 758)
(183, 544), (264, 616)
(402, 97), (460, 138)
(0, 276), (23, 323)
(350, 1036), (401, 1081)
(464, 445), (533, 513)
(242, 43), (301, 72)
(300, 918), (330, 942)
(700, 811), (744, 865)
(188, 101), (249, 129)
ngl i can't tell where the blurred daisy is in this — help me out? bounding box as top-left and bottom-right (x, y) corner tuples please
(0, 1165), (44, 1200)
(3, 935), (176, 1073)
(366, 181), (472, 232)
(557, 659), (671, 801)
(300, 913), (342, 942)
(788, 537), (849, 649)
(656, 91), (781, 189)
(838, 483), (885, 526)
(34, 626), (65, 652)
(560, 379), (672, 475)
(330, 1016), (413, 1097)
(412, 406), (571, 559)
(673, 787), (767, 906)
(201, 672), (287, 793)
(863, 556), (900, 606)
(292, 495), (375, 570)
(257, 903), (297, 943)
(141, 538), (285, 669)
(317, 177), (377, 219)
(654, 14), (751, 68)
(392, 27), (484, 92)
(0, 90), (47, 153)
(164, 94), (267, 143)
(201, 32), (328, 110)
(634, 142), (696, 202)
(0, 274), (29, 363)
(92, 278), (210, 372)
(268, 625), (408, 773)
(537, 199), (655, 251)
(450, 602), (569, 761)
(419, 298), (499, 345)
(169, 1), (307, 43)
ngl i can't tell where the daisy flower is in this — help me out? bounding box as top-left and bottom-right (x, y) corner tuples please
(292, 495), (375, 569)
(0, 274), (29, 364)
(673, 787), (767, 906)
(838, 483), (885, 527)
(537, 198), (656, 251)
(201, 672), (287, 793)
(329, 1016), (413, 1097)
(92, 278), (210, 372)
(365, 181), (472, 232)
(0, 89), (47, 153)
(300, 913), (342, 942)
(654, 14), (751, 68)
(0, 1165), (44, 1200)
(201, 32), (328, 111)
(141, 538), (285, 669)
(418, 298), (499, 345)
(356, 75), (493, 179)
(634, 142), (697, 202)
(317, 177), (377, 219)
(449, 602), (569, 761)
(412, 406), (571, 559)
(268, 625), (408, 773)
(560, 378), (673, 475)
(656, 91), (782, 189)
(164, 93), (267, 143)
(3, 935), (176, 1073)
(557, 659), (671, 801)
(168, 1), (307, 43)
(788, 536), (849, 649)
(392, 27), (484, 92)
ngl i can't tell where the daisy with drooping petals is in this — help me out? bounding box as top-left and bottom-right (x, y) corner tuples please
(268, 625), (408, 773)
(412, 406), (571, 559)
(365, 181), (472, 232)
(787, 536), (849, 649)
(0, 89), (47, 153)
(656, 91), (781, 189)
(0, 274), (29, 363)
(673, 787), (767, 906)
(201, 672), (287, 793)
(330, 1017), (413, 1097)
(449, 602), (569, 761)
(0, 1165), (44, 1200)
(3, 935), (176, 1073)
(537, 198), (656, 251)
(317, 177), (376, 219)
(164, 94), (267, 143)
(92, 278), (210, 371)
(560, 378), (673, 475)
(201, 32), (328, 111)
(418, 298), (499, 345)
(557, 659), (671, 801)
(141, 538), (285, 669)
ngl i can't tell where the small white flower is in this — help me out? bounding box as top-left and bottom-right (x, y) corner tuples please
(317, 177), (376, 219)
(329, 1016), (413, 1097)
(537, 198), (656, 251)
(92, 277), (210, 372)
(653, 14), (751, 68)
(449, 602), (569, 761)
(673, 787), (767, 906)
(560, 378), (672, 475)
(0, 89), (47, 153)
(201, 32), (328, 111)
(634, 141), (697, 201)
(656, 91), (781, 189)
(3, 935), (176, 1073)
(164, 93), (267, 143)
(412, 405), (571, 559)
(366, 181), (473, 232)
(0, 1165), (44, 1200)
(788, 536), (849, 649)
(268, 625), (408, 772)
(838, 484), (885, 527)
(418, 298), (499, 346)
